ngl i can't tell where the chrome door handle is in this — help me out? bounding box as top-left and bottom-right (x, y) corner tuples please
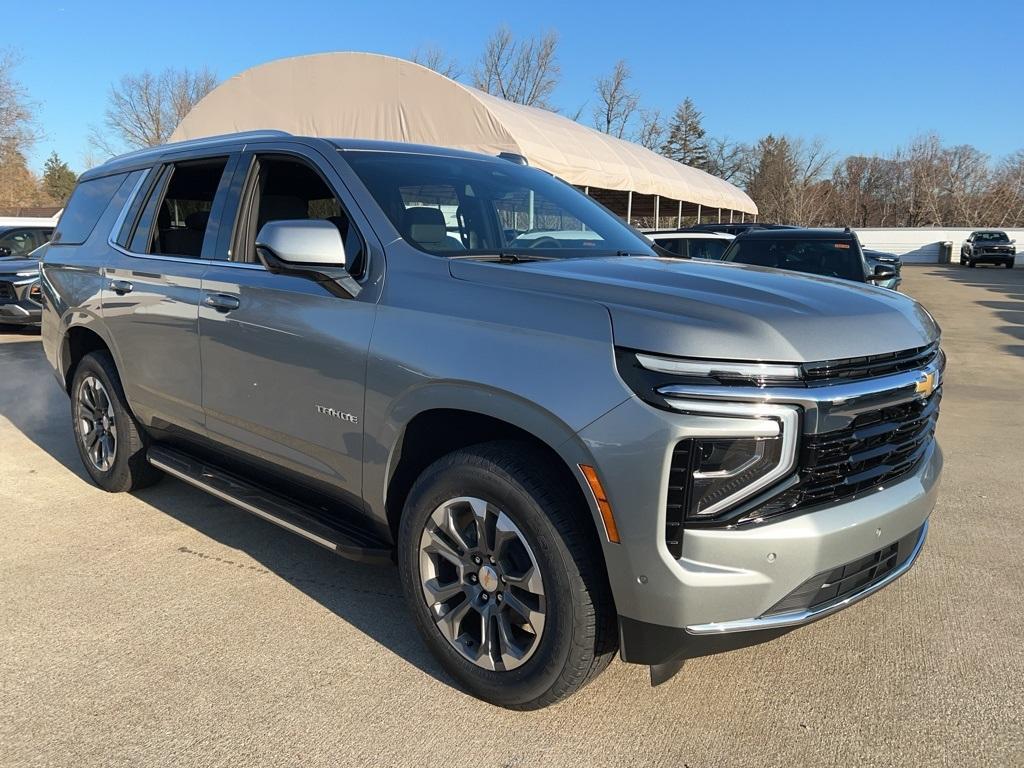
(109, 279), (134, 295)
(203, 293), (240, 312)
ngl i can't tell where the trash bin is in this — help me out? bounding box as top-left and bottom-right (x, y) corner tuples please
(938, 241), (953, 264)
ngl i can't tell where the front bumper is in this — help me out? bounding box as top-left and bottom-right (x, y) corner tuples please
(970, 252), (1015, 264)
(577, 368), (943, 665)
(0, 278), (42, 326)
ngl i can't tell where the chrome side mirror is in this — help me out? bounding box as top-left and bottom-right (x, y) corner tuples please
(255, 219), (359, 298)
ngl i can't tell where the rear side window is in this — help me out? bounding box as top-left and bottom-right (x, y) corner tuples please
(128, 157), (230, 258)
(52, 173), (129, 245)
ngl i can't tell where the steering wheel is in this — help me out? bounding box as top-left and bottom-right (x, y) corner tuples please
(526, 236), (562, 249)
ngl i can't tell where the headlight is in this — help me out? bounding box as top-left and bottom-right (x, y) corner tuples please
(687, 436), (785, 518)
(665, 398), (799, 522)
(616, 349), (802, 529)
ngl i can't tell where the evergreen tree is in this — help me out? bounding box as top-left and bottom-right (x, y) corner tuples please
(660, 98), (710, 168)
(42, 152), (77, 204)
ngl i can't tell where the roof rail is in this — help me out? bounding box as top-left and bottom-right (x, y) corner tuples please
(96, 130), (294, 167)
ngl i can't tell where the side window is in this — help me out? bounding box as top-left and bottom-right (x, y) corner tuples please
(0, 229), (35, 257)
(129, 158), (229, 258)
(240, 155), (365, 277)
(52, 173), (129, 245)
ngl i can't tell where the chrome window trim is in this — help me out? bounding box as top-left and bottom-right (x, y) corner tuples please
(107, 168), (151, 243)
(663, 399), (799, 518)
(685, 519), (929, 635)
(106, 168), (266, 272)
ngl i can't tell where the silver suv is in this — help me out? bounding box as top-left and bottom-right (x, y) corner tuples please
(41, 132), (943, 709)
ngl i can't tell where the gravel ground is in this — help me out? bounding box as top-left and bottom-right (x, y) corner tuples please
(1, 263), (1021, 767)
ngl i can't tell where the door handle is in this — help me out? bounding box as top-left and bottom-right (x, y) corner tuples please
(109, 279), (134, 295)
(203, 293), (240, 312)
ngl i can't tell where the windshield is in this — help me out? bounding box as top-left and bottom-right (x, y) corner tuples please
(342, 150), (654, 258)
(723, 238), (867, 282)
(975, 232), (1009, 242)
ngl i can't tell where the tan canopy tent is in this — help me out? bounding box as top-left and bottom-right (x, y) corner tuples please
(171, 52), (757, 224)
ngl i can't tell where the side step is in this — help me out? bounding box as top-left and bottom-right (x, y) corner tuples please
(148, 444), (393, 565)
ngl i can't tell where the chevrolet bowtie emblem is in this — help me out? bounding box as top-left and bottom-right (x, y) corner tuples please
(914, 371), (937, 398)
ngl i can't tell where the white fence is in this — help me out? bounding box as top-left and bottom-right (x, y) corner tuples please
(855, 227), (1024, 265)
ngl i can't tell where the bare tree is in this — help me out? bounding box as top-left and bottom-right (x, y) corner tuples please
(93, 67), (217, 155)
(747, 135), (833, 225)
(705, 137), (752, 183)
(592, 60), (639, 139)
(472, 26), (560, 110)
(410, 45), (461, 80)
(0, 49), (37, 156)
(634, 108), (665, 151)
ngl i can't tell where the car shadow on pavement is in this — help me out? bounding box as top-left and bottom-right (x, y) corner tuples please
(0, 337), (454, 691)
(918, 263), (1024, 358)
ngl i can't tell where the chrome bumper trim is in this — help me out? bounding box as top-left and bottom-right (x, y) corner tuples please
(684, 519), (929, 636)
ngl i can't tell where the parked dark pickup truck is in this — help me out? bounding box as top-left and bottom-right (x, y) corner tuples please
(960, 230), (1016, 268)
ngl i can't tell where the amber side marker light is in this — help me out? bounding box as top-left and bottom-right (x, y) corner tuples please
(579, 464), (620, 544)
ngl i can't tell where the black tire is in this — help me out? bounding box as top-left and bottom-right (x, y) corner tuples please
(1006, 262), (1014, 269)
(968, 259), (976, 268)
(397, 440), (617, 709)
(70, 351), (162, 492)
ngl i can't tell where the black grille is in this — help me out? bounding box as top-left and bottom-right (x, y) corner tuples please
(800, 342), (939, 383)
(763, 524), (924, 616)
(0, 281), (15, 301)
(745, 390), (940, 523)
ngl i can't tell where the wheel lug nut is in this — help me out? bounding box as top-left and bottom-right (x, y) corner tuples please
(468, 574), (477, 584)
(472, 555), (482, 565)
(480, 593), (488, 602)
(488, 556), (495, 564)
(496, 593), (503, 602)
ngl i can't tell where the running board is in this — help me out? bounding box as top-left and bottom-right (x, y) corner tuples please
(147, 444), (393, 565)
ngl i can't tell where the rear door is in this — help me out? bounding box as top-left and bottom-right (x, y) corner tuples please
(103, 151), (239, 433)
(197, 143), (380, 506)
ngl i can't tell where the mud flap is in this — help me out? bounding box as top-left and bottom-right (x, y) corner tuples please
(649, 658), (685, 686)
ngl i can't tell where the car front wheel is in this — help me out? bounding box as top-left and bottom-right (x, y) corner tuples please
(397, 441), (617, 709)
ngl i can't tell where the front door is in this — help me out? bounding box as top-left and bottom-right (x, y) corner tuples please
(198, 148), (377, 505)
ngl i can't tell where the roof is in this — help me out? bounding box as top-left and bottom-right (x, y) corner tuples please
(169, 52), (757, 215)
(646, 231), (734, 240)
(0, 206), (62, 218)
(736, 228), (855, 240)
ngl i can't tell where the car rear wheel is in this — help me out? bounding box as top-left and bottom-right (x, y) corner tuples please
(968, 259), (976, 268)
(397, 441), (617, 709)
(70, 351), (162, 493)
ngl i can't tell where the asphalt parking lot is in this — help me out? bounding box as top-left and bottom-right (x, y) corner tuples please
(1, 264), (1022, 767)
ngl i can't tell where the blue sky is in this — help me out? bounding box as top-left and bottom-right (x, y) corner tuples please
(11, 0), (1023, 173)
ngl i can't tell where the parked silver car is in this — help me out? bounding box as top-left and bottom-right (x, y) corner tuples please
(42, 132), (943, 708)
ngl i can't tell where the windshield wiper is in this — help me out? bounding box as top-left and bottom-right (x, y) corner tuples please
(448, 252), (558, 263)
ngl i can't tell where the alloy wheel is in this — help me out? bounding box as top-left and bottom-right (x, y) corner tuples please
(76, 375), (117, 472)
(418, 496), (546, 671)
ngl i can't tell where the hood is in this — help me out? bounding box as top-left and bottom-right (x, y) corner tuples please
(449, 256), (939, 363)
(0, 258), (40, 275)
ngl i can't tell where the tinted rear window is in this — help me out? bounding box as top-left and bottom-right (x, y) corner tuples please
(52, 173), (130, 245)
(724, 238), (866, 281)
